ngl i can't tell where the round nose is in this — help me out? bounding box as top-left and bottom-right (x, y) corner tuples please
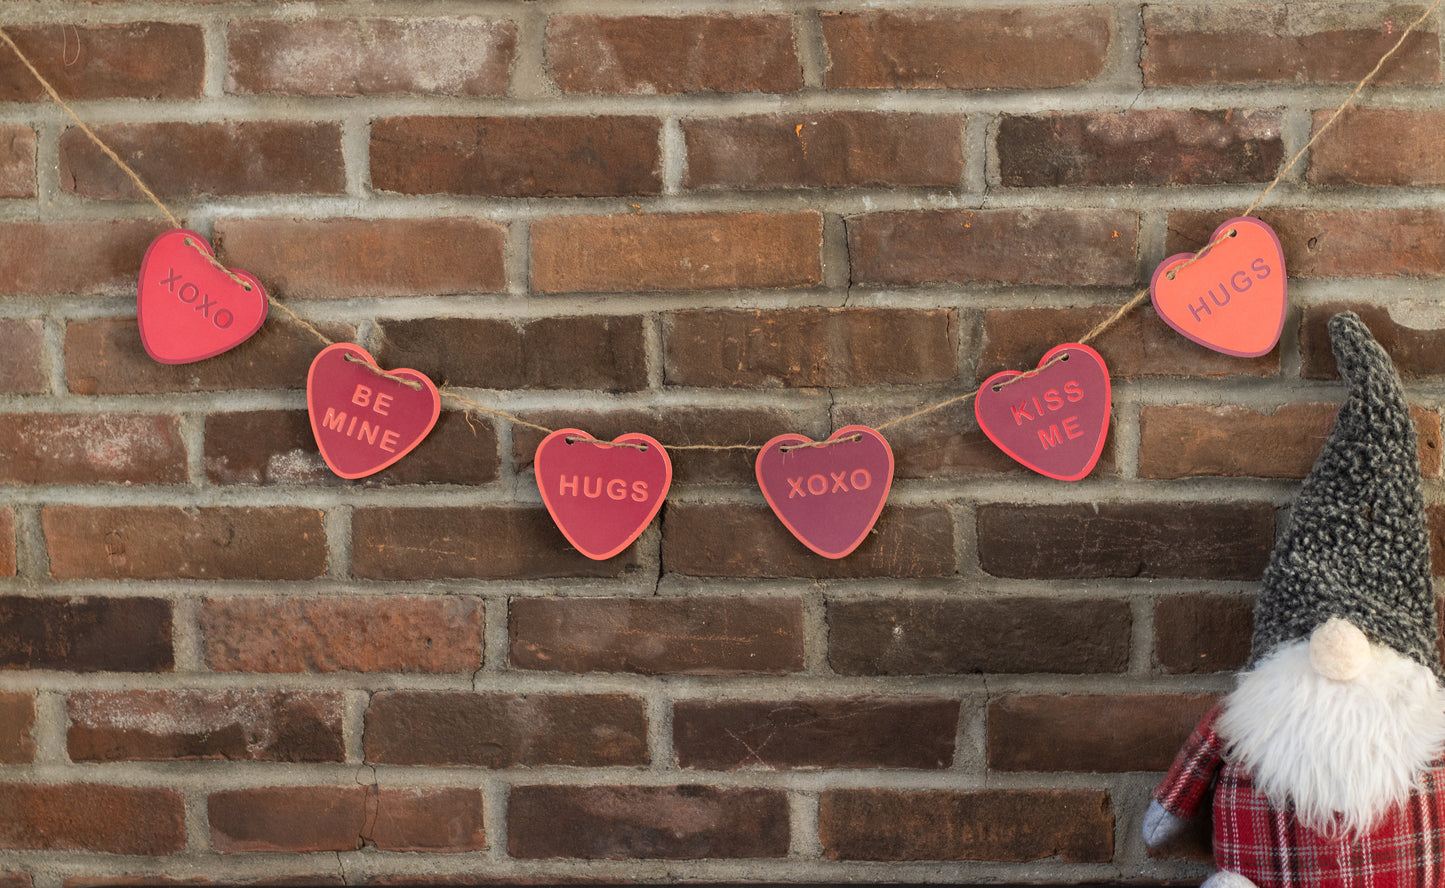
(1309, 617), (1371, 682)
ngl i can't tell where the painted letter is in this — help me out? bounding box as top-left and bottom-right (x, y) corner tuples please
(323, 408), (347, 432)
(373, 393), (393, 416)
(1038, 424), (1063, 449)
(1063, 415), (1084, 440)
(351, 385), (373, 408)
(631, 481), (648, 502)
(558, 475), (579, 496)
(850, 469), (871, 490)
(607, 478), (628, 500)
(787, 477), (806, 499)
(807, 474), (828, 496)
(380, 430), (400, 453)
(1064, 380), (1084, 402)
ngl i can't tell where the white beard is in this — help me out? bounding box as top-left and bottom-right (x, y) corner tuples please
(1217, 639), (1445, 836)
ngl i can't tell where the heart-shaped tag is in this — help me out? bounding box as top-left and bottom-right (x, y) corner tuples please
(975, 343), (1110, 481)
(755, 425), (894, 559)
(534, 429), (672, 560)
(1151, 216), (1286, 358)
(137, 229), (269, 364)
(306, 343), (440, 479)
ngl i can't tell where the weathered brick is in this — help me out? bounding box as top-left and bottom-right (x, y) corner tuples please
(0, 693), (35, 763)
(0, 23), (203, 102)
(375, 316), (646, 392)
(351, 506), (634, 579)
(0, 874), (28, 888)
(819, 789), (1113, 861)
(548, 15), (801, 94)
(0, 510), (13, 578)
(821, 9), (1111, 90)
(1308, 108), (1445, 186)
(847, 210), (1138, 287)
(43, 506), (326, 581)
(0, 221), (165, 296)
(67, 690), (343, 762)
(371, 117), (660, 198)
(663, 503), (956, 579)
(510, 597), (804, 675)
(201, 596), (482, 673)
(1302, 301), (1445, 379)
(988, 694), (1216, 772)
(61, 122), (345, 200)
(214, 217), (506, 299)
(0, 596), (172, 672)
(976, 502), (1275, 580)
(684, 113), (963, 190)
(828, 597), (1131, 676)
(364, 692), (647, 767)
(999, 110), (1282, 187)
(0, 319), (45, 394)
(675, 697), (958, 770)
(210, 787), (364, 853)
(227, 18), (515, 96)
(0, 784), (184, 854)
(1143, 4), (1441, 86)
(531, 212), (823, 293)
(0, 414), (186, 485)
(369, 788), (486, 853)
(508, 786), (788, 859)
(0, 126), (35, 199)
(1155, 593), (1256, 674)
(663, 308), (958, 388)
(1430, 506), (1445, 577)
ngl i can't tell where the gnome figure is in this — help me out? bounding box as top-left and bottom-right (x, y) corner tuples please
(1143, 313), (1445, 887)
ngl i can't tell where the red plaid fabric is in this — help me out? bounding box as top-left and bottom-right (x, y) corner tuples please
(1155, 707), (1445, 887)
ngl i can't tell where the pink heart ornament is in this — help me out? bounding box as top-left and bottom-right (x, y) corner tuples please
(137, 229), (268, 364)
(307, 343), (441, 479)
(975, 343), (1111, 481)
(755, 425), (894, 559)
(534, 428), (673, 560)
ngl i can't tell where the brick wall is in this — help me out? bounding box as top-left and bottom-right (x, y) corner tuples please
(0, 2), (1442, 885)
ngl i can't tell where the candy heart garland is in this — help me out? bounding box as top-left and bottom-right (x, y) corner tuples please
(137, 229), (268, 364)
(755, 425), (894, 559)
(1150, 216), (1286, 358)
(534, 429), (673, 560)
(975, 343), (1111, 482)
(307, 343), (441, 480)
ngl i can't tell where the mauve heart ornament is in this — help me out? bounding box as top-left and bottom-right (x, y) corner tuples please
(137, 229), (268, 364)
(755, 425), (894, 559)
(1151, 216), (1286, 358)
(975, 343), (1110, 481)
(307, 343), (440, 480)
(534, 428), (672, 560)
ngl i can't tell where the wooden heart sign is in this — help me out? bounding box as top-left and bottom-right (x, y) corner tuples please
(307, 343), (440, 479)
(755, 425), (894, 559)
(1151, 216), (1286, 357)
(975, 343), (1110, 481)
(137, 229), (268, 364)
(535, 429), (672, 560)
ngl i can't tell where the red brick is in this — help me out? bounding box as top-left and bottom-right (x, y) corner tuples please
(214, 217), (506, 299)
(61, 122), (344, 200)
(1143, 5), (1441, 86)
(819, 789), (1112, 861)
(675, 697), (958, 770)
(369, 788), (486, 853)
(0, 596), (172, 672)
(0, 221), (166, 296)
(66, 316), (353, 395)
(508, 786), (788, 859)
(847, 209), (1138, 287)
(988, 694), (1216, 772)
(1155, 593), (1256, 674)
(1308, 108), (1445, 186)
(351, 506), (634, 579)
(0, 784), (184, 854)
(828, 597), (1131, 676)
(0, 510), (13, 578)
(0, 126), (34, 198)
(209, 786), (365, 853)
(0, 875), (28, 888)
(999, 110), (1282, 187)
(371, 117), (660, 198)
(684, 113), (963, 190)
(663, 308), (958, 387)
(510, 597), (804, 675)
(1302, 302), (1445, 380)
(531, 212), (822, 293)
(0, 414), (186, 484)
(0, 319), (45, 394)
(201, 596), (482, 673)
(1430, 506), (1445, 577)
(821, 9), (1111, 90)
(43, 506), (326, 581)
(67, 690), (343, 762)
(663, 503), (956, 579)
(364, 692), (647, 767)
(0, 23), (203, 101)
(976, 502), (1275, 580)
(227, 18), (515, 96)
(0, 693), (35, 764)
(548, 15), (801, 94)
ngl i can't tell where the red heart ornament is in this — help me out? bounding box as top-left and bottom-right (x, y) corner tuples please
(534, 429), (672, 560)
(306, 343), (440, 479)
(137, 229), (268, 364)
(1150, 216), (1287, 357)
(755, 426), (894, 559)
(975, 343), (1110, 481)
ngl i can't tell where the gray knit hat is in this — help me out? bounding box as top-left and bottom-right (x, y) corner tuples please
(1251, 311), (1440, 678)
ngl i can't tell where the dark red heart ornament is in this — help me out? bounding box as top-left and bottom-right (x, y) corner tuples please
(755, 425), (894, 559)
(1150, 216), (1286, 357)
(975, 343), (1110, 481)
(307, 343), (440, 480)
(535, 428), (673, 560)
(137, 229), (268, 364)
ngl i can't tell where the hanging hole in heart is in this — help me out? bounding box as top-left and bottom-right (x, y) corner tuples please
(1166, 270), (1176, 280)
(1060, 353), (1070, 362)
(992, 384), (1002, 392)
(1226, 228), (1238, 238)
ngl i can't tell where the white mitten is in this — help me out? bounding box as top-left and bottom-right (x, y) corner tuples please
(1140, 799), (1189, 847)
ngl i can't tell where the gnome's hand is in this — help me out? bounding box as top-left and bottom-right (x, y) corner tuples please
(1141, 800), (1189, 848)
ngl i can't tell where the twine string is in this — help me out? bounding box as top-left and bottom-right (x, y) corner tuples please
(780, 434), (863, 452)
